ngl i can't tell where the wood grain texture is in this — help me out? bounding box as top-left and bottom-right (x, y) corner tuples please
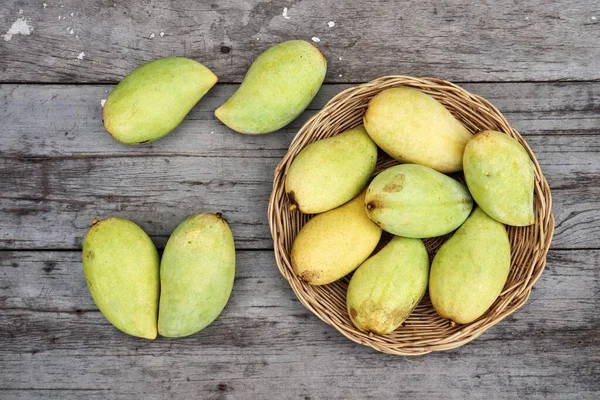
(1, 83), (599, 250)
(1, 0), (599, 83)
(0, 250), (598, 399)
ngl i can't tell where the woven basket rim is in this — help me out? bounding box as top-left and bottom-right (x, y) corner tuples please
(268, 75), (555, 355)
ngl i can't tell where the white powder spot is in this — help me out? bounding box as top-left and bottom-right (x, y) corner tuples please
(256, 37), (259, 40)
(58, 16), (61, 20)
(282, 7), (290, 19)
(149, 33), (155, 39)
(210, 131), (215, 134)
(19, 9), (23, 15)
(338, 56), (342, 60)
(338, 74), (342, 77)
(101, 99), (106, 107)
(43, 3), (48, 8)
(69, 28), (74, 34)
(311, 36), (320, 43)
(592, 16), (597, 21)
(525, 16), (529, 20)
(70, 12), (74, 17)
(328, 21), (335, 28)
(77, 51), (85, 60)
(2, 17), (33, 41)
(160, 32), (164, 37)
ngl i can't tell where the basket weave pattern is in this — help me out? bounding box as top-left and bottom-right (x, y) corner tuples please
(268, 76), (555, 355)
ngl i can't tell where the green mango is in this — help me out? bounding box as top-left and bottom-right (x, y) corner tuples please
(158, 213), (235, 337)
(347, 236), (429, 335)
(103, 57), (217, 144)
(82, 218), (159, 339)
(363, 87), (472, 173)
(215, 40), (327, 134)
(429, 207), (511, 324)
(291, 191), (382, 285)
(464, 130), (535, 226)
(285, 125), (378, 214)
(365, 164), (473, 238)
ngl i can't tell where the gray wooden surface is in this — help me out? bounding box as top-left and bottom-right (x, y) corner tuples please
(1, 0), (599, 399)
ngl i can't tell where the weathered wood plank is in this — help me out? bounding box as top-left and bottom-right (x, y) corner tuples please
(1, 1), (599, 83)
(0, 250), (598, 399)
(1, 83), (599, 250)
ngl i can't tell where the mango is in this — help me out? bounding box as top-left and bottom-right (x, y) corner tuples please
(291, 191), (382, 285)
(82, 218), (159, 339)
(347, 236), (429, 335)
(285, 125), (378, 214)
(158, 213), (235, 337)
(365, 164), (473, 238)
(464, 130), (535, 226)
(215, 40), (327, 134)
(103, 57), (217, 144)
(363, 87), (472, 173)
(429, 207), (511, 324)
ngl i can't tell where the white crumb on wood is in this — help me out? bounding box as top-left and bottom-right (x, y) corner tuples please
(338, 56), (342, 60)
(69, 28), (74, 34)
(67, 26), (70, 31)
(525, 16), (529, 20)
(101, 99), (106, 107)
(43, 3), (48, 8)
(338, 74), (342, 77)
(149, 33), (155, 39)
(592, 16), (597, 21)
(160, 32), (164, 37)
(311, 36), (320, 43)
(70, 12), (74, 17)
(58, 16), (61, 20)
(210, 131), (215, 134)
(19, 9), (23, 15)
(328, 21), (335, 27)
(2, 17), (33, 41)
(77, 52), (85, 60)
(282, 7), (290, 19)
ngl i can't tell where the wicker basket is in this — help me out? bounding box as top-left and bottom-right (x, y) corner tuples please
(268, 76), (554, 355)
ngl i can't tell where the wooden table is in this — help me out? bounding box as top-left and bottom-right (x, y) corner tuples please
(1, 1), (598, 399)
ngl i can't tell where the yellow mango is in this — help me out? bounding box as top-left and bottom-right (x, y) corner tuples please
(291, 192), (382, 285)
(363, 87), (472, 173)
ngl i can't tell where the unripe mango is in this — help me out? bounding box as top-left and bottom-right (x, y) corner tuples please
(429, 207), (511, 324)
(291, 192), (382, 285)
(347, 237), (429, 335)
(215, 40), (327, 134)
(285, 125), (378, 214)
(365, 164), (473, 238)
(158, 213), (235, 338)
(82, 218), (159, 339)
(464, 130), (535, 226)
(363, 87), (472, 173)
(103, 57), (217, 144)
